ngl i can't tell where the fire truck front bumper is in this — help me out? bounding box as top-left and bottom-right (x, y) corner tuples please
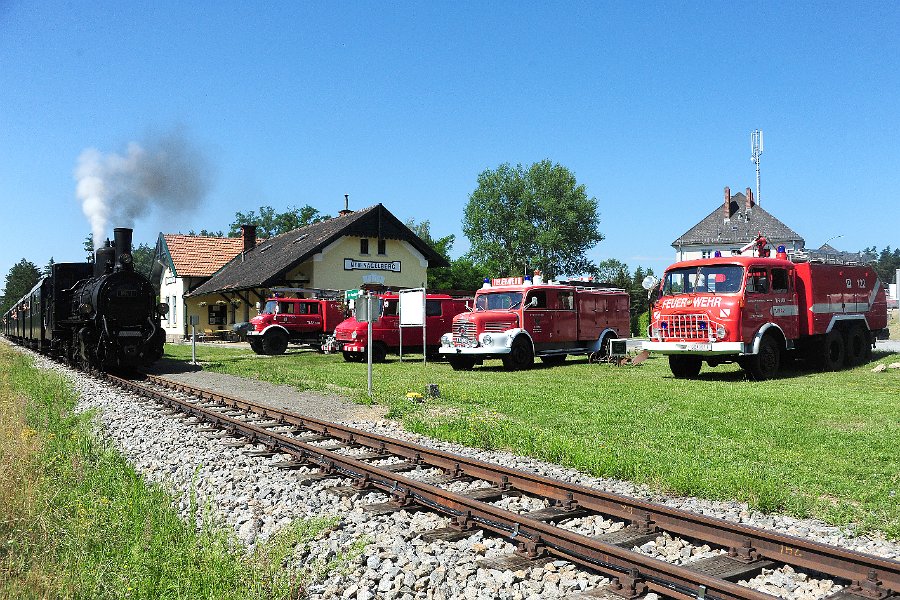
(642, 341), (746, 355)
(439, 345), (511, 357)
(439, 331), (516, 357)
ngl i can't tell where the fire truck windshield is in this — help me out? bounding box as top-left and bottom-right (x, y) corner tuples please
(262, 300), (279, 314)
(475, 291), (523, 311)
(662, 265), (744, 296)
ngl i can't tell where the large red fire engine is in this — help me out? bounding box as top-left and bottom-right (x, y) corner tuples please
(326, 293), (470, 362)
(246, 296), (344, 355)
(643, 236), (888, 379)
(439, 276), (630, 370)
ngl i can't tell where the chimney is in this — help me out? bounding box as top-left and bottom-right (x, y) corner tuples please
(113, 227), (134, 271)
(723, 186), (732, 221)
(745, 187), (754, 209)
(338, 193), (353, 217)
(240, 224), (257, 252)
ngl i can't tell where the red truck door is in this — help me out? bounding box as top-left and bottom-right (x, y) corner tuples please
(741, 266), (770, 342)
(553, 289), (578, 342)
(770, 266), (799, 341)
(294, 301), (324, 337)
(523, 289), (553, 346)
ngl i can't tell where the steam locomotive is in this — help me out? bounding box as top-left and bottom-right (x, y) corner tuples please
(2, 228), (166, 372)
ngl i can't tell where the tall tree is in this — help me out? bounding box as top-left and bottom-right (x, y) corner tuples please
(406, 219), (485, 292)
(1, 259), (41, 313)
(228, 205), (330, 238)
(132, 243), (155, 277)
(863, 246), (900, 283)
(43, 257), (56, 277)
(463, 160), (603, 280)
(187, 229), (224, 237)
(83, 233), (94, 262)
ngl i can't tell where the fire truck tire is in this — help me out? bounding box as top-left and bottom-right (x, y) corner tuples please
(342, 351), (363, 362)
(845, 324), (869, 367)
(248, 339), (263, 354)
(821, 329), (845, 371)
(261, 330), (289, 355)
(503, 337), (534, 370)
(747, 334), (781, 380)
(448, 356), (476, 371)
(668, 355), (701, 379)
(371, 342), (387, 363)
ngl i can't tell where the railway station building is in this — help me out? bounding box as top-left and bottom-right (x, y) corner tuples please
(153, 203), (448, 341)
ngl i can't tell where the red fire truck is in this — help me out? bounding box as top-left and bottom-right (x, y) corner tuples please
(644, 237), (888, 379)
(439, 276), (630, 370)
(247, 297), (345, 355)
(326, 293), (471, 362)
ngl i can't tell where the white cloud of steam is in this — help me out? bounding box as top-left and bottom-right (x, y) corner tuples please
(75, 131), (212, 247)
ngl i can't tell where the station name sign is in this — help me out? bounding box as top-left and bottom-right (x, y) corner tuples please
(344, 258), (401, 272)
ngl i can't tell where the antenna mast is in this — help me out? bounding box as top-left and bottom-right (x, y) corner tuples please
(751, 129), (763, 207)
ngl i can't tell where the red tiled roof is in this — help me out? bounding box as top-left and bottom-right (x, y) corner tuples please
(162, 235), (246, 278)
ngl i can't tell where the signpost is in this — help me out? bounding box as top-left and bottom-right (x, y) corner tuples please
(354, 293), (381, 398)
(189, 315), (199, 364)
(399, 288), (426, 365)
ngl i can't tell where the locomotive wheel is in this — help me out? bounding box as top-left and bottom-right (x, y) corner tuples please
(503, 337), (534, 370)
(820, 329), (845, 371)
(448, 355), (476, 371)
(371, 342), (387, 363)
(747, 334), (781, 380)
(844, 324), (869, 367)
(261, 330), (289, 355)
(668, 355), (701, 379)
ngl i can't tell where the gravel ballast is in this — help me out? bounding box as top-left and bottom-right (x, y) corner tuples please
(13, 344), (900, 600)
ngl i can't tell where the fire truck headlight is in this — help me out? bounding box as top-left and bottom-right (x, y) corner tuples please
(716, 324), (726, 339)
(480, 333), (493, 346)
(651, 326), (662, 341)
(441, 333), (452, 346)
(351, 330), (358, 340)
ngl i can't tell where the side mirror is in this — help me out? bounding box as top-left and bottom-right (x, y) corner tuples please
(255, 302), (261, 310)
(527, 296), (538, 308)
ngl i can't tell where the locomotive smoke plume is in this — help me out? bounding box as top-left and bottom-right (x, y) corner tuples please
(75, 131), (212, 248)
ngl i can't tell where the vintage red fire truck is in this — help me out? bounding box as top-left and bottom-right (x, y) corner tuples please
(439, 276), (631, 370)
(643, 237), (888, 379)
(247, 296), (345, 355)
(326, 293), (471, 362)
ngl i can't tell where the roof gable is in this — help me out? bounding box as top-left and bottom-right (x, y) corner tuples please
(187, 204), (449, 296)
(673, 192), (805, 248)
(158, 234), (246, 278)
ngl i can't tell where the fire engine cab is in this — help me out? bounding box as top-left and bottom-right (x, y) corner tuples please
(439, 276), (630, 370)
(246, 296), (344, 355)
(644, 236), (888, 379)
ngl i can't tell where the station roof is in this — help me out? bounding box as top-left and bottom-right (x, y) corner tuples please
(673, 192), (805, 248)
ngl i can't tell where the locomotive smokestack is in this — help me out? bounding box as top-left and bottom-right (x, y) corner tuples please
(113, 227), (134, 271)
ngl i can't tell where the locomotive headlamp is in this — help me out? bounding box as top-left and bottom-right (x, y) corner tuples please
(120, 253), (133, 266)
(79, 302), (93, 316)
(156, 302), (169, 317)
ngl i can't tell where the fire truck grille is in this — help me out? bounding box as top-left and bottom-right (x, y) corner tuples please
(483, 320), (516, 332)
(661, 314), (711, 341)
(453, 321), (476, 345)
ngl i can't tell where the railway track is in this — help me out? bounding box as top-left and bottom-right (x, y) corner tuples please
(107, 372), (898, 600)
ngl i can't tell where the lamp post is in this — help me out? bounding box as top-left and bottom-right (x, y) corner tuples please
(821, 234), (843, 249)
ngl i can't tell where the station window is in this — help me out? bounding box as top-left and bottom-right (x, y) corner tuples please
(701, 250), (712, 259)
(377, 239), (386, 255)
(172, 297), (177, 324)
(360, 238), (369, 254)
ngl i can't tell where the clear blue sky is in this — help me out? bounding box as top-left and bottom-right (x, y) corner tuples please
(2, 2), (898, 289)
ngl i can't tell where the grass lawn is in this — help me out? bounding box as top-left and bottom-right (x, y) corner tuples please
(165, 343), (900, 540)
(0, 343), (356, 599)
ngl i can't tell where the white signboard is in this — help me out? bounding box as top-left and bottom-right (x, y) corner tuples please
(344, 259), (401, 272)
(399, 289), (426, 326)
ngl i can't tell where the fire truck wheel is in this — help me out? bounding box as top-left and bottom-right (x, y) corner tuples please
(261, 330), (289, 355)
(821, 329), (845, 371)
(747, 334), (781, 380)
(448, 356), (476, 371)
(504, 337), (534, 370)
(371, 342), (388, 363)
(248, 339), (263, 354)
(342, 351), (363, 362)
(845, 324), (869, 366)
(668, 355), (701, 379)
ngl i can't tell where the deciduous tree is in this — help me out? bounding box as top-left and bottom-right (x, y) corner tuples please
(228, 205), (330, 238)
(406, 219), (485, 292)
(463, 160), (603, 280)
(1, 259), (41, 313)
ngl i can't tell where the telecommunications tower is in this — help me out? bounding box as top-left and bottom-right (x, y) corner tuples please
(751, 129), (763, 206)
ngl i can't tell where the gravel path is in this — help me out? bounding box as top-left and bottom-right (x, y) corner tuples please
(10, 341), (900, 600)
